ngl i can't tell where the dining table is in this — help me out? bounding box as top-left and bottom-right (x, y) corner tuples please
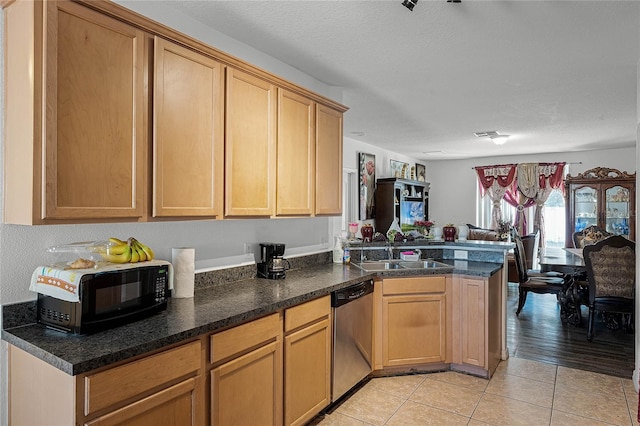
(539, 247), (587, 326)
(539, 246), (585, 275)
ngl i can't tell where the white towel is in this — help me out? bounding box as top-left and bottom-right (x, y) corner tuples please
(30, 259), (173, 302)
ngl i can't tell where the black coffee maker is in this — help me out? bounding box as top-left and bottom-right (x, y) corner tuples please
(257, 243), (290, 279)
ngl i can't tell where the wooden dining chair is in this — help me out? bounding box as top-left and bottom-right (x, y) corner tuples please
(513, 231), (567, 315)
(521, 230), (539, 271)
(583, 235), (635, 341)
(573, 225), (613, 248)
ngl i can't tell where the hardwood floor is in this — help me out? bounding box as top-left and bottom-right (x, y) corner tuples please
(507, 281), (635, 378)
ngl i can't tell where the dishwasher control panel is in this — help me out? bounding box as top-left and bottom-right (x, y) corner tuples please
(331, 279), (373, 307)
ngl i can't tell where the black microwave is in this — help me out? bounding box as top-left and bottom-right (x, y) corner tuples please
(37, 264), (170, 334)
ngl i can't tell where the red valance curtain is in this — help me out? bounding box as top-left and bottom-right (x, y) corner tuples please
(475, 164), (517, 229)
(475, 162), (566, 246)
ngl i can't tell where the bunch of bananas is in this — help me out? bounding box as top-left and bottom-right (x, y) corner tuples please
(102, 237), (155, 264)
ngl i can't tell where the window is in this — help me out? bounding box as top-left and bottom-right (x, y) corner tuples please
(476, 188), (565, 247)
(542, 190), (565, 248)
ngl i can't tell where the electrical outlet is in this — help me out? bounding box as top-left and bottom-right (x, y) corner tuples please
(454, 250), (468, 260)
(244, 243), (254, 254)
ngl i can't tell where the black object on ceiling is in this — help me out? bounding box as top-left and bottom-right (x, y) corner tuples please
(401, 0), (417, 11)
(403, 0), (461, 12)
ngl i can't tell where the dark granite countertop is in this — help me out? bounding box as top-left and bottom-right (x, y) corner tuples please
(2, 259), (502, 376)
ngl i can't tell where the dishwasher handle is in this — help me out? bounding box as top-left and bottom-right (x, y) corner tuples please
(331, 280), (373, 308)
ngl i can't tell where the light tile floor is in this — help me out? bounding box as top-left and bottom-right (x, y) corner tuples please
(318, 357), (639, 426)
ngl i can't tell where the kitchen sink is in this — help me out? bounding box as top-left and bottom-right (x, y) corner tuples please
(395, 260), (451, 269)
(354, 261), (404, 270)
(353, 259), (451, 272)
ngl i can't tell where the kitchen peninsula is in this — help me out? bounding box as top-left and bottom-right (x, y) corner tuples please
(2, 239), (511, 425)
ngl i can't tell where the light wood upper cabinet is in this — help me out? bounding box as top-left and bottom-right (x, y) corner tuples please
(3, 0), (347, 224)
(225, 68), (277, 217)
(277, 89), (316, 216)
(153, 37), (224, 218)
(4, 0), (147, 224)
(315, 105), (344, 215)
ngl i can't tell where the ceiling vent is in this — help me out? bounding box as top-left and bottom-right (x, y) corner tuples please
(474, 131), (499, 138)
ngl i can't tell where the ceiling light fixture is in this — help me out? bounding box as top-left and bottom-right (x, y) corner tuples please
(489, 134), (510, 145)
(401, 0), (418, 11)
(474, 130), (510, 145)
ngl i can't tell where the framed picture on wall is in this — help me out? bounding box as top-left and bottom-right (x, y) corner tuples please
(415, 163), (426, 182)
(359, 152), (376, 220)
(390, 159), (409, 179)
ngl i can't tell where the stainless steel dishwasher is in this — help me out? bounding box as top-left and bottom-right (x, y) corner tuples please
(331, 279), (374, 402)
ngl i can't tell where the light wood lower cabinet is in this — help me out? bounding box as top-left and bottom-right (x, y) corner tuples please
(379, 276), (448, 367)
(9, 274), (505, 425)
(9, 340), (202, 425)
(85, 378), (198, 426)
(451, 273), (502, 377)
(283, 296), (332, 426)
(210, 313), (283, 426)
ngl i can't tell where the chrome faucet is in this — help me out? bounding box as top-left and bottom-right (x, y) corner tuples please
(387, 246), (394, 260)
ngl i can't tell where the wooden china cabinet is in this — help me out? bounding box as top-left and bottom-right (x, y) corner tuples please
(564, 167), (636, 247)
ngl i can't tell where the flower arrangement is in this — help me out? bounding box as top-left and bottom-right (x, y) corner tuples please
(496, 220), (512, 241)
(414, 220), (434, 237)
(414, 220), (434, 228)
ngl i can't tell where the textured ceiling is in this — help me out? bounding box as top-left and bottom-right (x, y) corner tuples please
(148, 0), (639, 160)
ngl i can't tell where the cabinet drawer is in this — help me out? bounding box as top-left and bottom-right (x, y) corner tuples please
(284, 295), (330, 332)
(84, 341), (201, 416)
(383, 276), (446, 295)
(85, 378), (197, 426)
(211, 313), (281, 363)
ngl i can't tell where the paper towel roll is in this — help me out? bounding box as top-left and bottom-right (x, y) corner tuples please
(172, 247), (195, 298)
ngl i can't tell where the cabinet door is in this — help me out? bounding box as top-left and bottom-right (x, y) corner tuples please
(315, 105), (343, 215)
(84, 378), (197, 426)
(382, 294), (446, 366)
(277, 90), (315, 216)
(153, 37), (224, 217)
(459, 277), (486, 368)
(44, 1), (146, 220)
(225, 68), (277, 216)
(211, 340), (283, 426)
(571, 184), (599, 236)
(284, 318), (331, 426)
(603, 183), (634, 239)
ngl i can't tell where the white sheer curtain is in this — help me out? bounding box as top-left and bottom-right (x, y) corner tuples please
(475, 165), (517, 230)
(476, 162), (566, 251)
